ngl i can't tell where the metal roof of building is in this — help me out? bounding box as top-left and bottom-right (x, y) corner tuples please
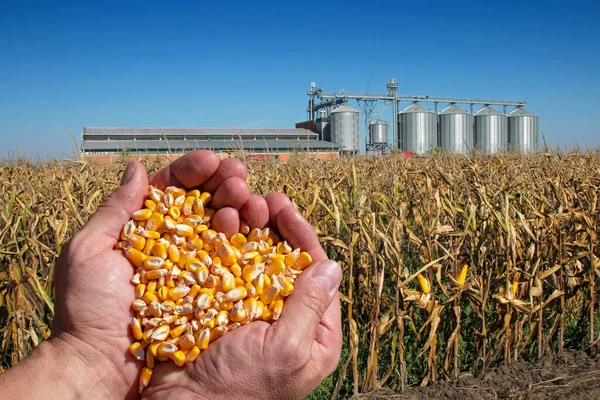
(82, 127), (316, 137)
(81, 139), (343, 152)
(401, 103), (435, 114)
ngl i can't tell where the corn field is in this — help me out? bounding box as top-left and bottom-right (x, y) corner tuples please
(1, 152), (599, 398)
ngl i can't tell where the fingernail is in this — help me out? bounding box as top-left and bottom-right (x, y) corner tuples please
(120, 162), (135, 186)
(311, 260), (342, 296)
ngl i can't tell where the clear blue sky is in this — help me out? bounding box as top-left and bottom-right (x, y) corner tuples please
(1, 0), (599, 157)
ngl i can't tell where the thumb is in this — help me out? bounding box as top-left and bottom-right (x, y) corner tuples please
(79, 160), (149, 250)
(272, 260), (342, 350)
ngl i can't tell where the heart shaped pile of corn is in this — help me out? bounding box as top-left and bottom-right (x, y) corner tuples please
(116, 185), (312, 393)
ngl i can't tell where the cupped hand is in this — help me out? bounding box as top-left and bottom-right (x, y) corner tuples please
(51, 151), (259, 398)
(51, 150), (342, 400)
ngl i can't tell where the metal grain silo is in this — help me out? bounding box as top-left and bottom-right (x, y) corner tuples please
(369, 120), (388, 144)
(474, 106), (508, 154)
(330, 104), (360, 153)
(399, 103), (437, 154)
(508, 107), (539, 153)
(438, 105), (474, 154)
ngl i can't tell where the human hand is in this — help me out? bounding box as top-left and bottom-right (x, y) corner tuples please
(49, 151), (259, 398)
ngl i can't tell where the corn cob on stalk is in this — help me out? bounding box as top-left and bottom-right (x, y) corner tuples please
(118, 185), (312, 394)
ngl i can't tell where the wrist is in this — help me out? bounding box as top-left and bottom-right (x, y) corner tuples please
(0, 333), (136, 399)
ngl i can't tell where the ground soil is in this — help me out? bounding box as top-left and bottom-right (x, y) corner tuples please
(354, 345), (600, 399)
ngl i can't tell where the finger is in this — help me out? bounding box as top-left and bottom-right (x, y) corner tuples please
(210, 177), (250, 210)
(264, 192), (292, 233)
(270, 260), (342, 351)
(201, 158), (248, 193)
(239, 194), (269, 229)
(266, 198), (327, 261)
(75, 161), (148, 256)
(149, 150), (220, 189)
(211, 207), (240, 238)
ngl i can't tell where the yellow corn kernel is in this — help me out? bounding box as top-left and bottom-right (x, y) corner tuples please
(144, 199), (157, 211)
(168, 206), (181, 220)
(151, 242), (167, 259)
(132, 208), (153, 221)
(187, 189), (201, 198)
(216, 243), (237, 266)
(219, 300), (233, 311)
(168, 286), (189, 302)
(157, 342), (177, 358)
(127, 234), (146, 252)
(260, 283), (280, 305)
(178, 250), (195, 268)
(166, 186), (186, 198)
(196, 327), (210, 350)
(170, 323), (188, 338)
(142, 238), (156, 255)
(225, 286), (248, 302)
(149, 186), (164, 202)
(417, 273), (431, 294)
(242, 263), (263, 283)
(239, 220), (250, 235)
(270, 299), (284, 320)
(183, 196), (196, 215)
(196, 293), (214, 310)
(188, 284), (201, 299)
(142, 292), (158, 304)
(276, 275), (294, 297)
(164, 215), (177, 231)
(146, 212), (165, 232)
(124, 247), (146, 268)
(146, 280), (157, 295)
(131, 317), (143, 340)
(135, 284), (146, 299)
(148, 342), (160, 357)
(243, 297), (258, 320)
(158, 285), (169, 301)
(195, 224), (209, 234)
(284, 249), (300, 267)
(221, 272), (236, 291)
(186, 237), (204, 251)
(253, 274), (265, 295)
(141, 230), (161, 240)
(139, 367), (153, 394)
(230, 233), (247, 247)
(150, 325), (170, 341)
(457, 264), (468, 286)
(146, 268), (167, 280)
(209, 326), (227, 342)
(175, 223), (193, 237)
(146, 349), (155, 369)
(167, 244), (180, 263)
(230, 300), (246, 322)
(129, 342), (145, 361)
(261, 307), (273, 322)
(294, 251), (312, 270)
(144, 256), (165, 271)
(114, 241), (126, 250)
(186, 346), (200, 363)
(230, 262), (242, 277)
(199, 192), (212, 206)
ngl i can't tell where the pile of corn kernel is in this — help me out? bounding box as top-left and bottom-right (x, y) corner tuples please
(116, 186), (312, 393)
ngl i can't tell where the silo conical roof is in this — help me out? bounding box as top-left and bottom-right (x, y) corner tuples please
(331, 104), (359, 113)
(439, 104), (470, 115)
(509, 107), (536, 117)
(476, 106), (503, 116)
(401, 103), (434, 113)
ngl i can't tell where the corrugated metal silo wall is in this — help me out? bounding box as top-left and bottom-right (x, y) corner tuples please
(331, 111), (360, 153)
(439, 113), (474, 154)
(402, 112), (437, 154)
(369, 122), (388, 144)
(475, 114), (508, 154)
(509, 115), (539, 152)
